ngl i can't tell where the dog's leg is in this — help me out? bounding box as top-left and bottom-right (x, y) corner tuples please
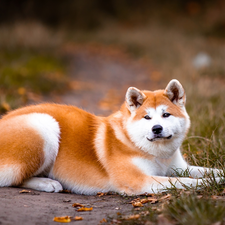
(20, 177), (63, 192)
(142, 175), (222, 194)
(167, 149), (223, 178)
(110, 158), (222, 195)
(187, 166), (222, 178)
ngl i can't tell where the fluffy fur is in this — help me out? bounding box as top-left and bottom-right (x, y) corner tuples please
(0, 79), (221, 195)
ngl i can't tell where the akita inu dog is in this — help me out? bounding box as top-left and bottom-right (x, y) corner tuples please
(0, 79), (222, 195)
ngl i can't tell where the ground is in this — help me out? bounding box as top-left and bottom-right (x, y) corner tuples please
(0, 187), (135, 225)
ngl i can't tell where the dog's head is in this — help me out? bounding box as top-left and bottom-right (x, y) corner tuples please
(124, 79), (190, 158)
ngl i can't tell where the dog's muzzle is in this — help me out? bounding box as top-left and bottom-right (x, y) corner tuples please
(147, 125), (172, 142)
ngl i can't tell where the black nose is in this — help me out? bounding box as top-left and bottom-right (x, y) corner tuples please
(152, 125), (163, 134)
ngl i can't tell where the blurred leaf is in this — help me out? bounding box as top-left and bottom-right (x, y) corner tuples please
(53, 216), (71, 223)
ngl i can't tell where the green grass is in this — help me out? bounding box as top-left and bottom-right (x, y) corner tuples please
(0, 50), (68, 114)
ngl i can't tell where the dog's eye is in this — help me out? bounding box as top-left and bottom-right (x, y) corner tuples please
(144, 115), (151, 120)
(162, 113), (171, 118)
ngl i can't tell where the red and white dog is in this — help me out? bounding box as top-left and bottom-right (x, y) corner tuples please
(0, 79), (221, 195)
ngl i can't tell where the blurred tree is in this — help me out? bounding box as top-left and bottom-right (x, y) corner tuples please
(0, 0), (221, 29)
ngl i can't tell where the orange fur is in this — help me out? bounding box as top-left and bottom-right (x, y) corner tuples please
(133, 90), (186, 120)
(0, 115), (44, 185)
(0, 81), (196, 194)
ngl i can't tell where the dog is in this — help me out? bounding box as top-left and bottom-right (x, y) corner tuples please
(0, 79), (221, 195)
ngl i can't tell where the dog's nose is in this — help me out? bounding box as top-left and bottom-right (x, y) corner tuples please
(152, 125), (163, 134)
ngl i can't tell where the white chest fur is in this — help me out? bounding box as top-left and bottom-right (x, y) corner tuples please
(132, 156), (173, 176)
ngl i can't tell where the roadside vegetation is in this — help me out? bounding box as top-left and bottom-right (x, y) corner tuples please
(1, 2), (225, 223)
(0, 23), (68, 113)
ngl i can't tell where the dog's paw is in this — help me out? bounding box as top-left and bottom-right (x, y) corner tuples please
(21, 177), (63, 192)
(37, 178), (63, 192)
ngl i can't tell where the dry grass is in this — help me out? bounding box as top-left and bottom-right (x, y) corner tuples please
(1, 20), (225, 224)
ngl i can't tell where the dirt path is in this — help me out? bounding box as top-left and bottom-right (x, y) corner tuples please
(0, 188), (135, 225)
(50, 44), (161, 115)
(0, 45), (160, 225)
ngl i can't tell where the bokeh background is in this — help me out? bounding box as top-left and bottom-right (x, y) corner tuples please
(1, 2), (225, 224)
(0, 0), (225, 166)
(0, 0), (225, 111)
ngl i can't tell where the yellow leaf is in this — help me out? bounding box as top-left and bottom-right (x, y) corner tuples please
(132, 202), (143, 207)
(53, 216), (71, 223)
(74, 216), (83, 221)
(19, 190), (31, 194)
(72, 203), (84, 208)
(140, 198), (158, 204)
(77, 207), (93, 212)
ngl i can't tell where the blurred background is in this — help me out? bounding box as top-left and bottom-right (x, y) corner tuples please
(0, 0), (225, 114)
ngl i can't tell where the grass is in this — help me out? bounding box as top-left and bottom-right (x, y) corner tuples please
(1, 19), (225, 225)
(0, 50), (68, 113)
(165, 193), (225, 225)
(0, 22), (69, 114)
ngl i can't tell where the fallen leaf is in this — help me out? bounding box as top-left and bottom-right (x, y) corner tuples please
(77, 207), (93, 212)
(132, 202), (143, 207)
(74, 216), (83, 221)
(99, 218), (107, 223)
(53, 216), (71, 223)
(123, 214), (140, 220)
(19, 190), (31, 194)
(72, 203), (84, 208)
(159, 194), (171, 201)
(130, 198), (141, 204)
(97, 192), (106, 197)
(141, 198), (158, 204)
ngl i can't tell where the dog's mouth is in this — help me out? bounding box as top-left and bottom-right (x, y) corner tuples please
(146, 134), (172, 142)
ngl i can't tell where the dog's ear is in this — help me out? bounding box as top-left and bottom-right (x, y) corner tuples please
(126, 87), (146, 112)
(165, 79), (186, 106)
